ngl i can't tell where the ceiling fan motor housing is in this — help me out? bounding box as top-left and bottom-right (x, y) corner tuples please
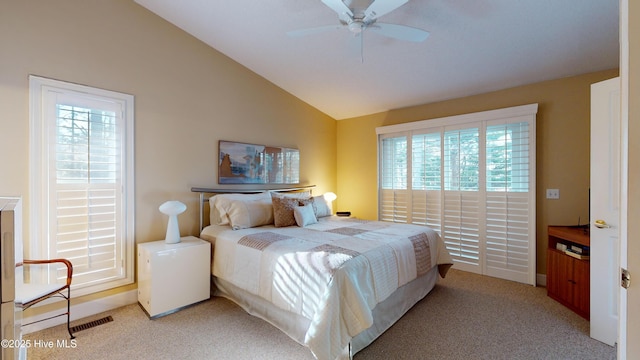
(288, 0), (428, 43)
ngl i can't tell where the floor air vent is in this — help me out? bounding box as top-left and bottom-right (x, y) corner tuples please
(70, 315), (113, 333)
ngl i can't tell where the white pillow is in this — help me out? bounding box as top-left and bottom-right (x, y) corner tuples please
(227, 198), (274, 230)
(293, 204), (318, 227)
(311, 194), (333, 218)
(209, 192), (271, 226)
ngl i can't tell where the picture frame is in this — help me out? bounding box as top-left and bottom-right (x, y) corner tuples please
(218, 140), (300, 184)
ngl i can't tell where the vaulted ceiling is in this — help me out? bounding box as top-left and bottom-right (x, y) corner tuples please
(134, 0), (619, 120)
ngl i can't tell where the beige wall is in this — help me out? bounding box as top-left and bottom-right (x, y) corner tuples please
(0, 0), (336, 308)
(337, 69), (619, 276)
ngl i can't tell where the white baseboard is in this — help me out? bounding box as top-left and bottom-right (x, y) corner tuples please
(537, 273), (547, 287)
(21, 289), (138, 335)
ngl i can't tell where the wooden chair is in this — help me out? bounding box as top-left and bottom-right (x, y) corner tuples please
(15, 259), (75, 339)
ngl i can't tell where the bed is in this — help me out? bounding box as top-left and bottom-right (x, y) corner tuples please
(193, 187), (453, 360)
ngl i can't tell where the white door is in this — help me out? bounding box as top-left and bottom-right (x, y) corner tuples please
(590, 77), (620, 346)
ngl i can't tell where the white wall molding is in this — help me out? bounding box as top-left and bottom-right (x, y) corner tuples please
(376, 103), (539, 134)
(536, 273), (547, 287)
(21, 289), (138, 335)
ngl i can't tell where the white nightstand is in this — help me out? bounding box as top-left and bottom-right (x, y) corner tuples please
(137, 236), (210, 318)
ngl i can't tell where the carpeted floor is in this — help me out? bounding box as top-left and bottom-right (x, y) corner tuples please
(23, 269), (616, 360)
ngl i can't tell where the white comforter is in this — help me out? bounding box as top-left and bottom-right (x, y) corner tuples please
(205, 217), (452, 360)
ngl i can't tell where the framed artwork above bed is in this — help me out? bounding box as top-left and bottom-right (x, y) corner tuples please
(218, 140), (300, 184)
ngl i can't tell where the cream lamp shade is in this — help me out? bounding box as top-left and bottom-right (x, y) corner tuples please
(323, 192), (337, 202)
(324, 192), (337, 213)
(159, 201), (187, 244)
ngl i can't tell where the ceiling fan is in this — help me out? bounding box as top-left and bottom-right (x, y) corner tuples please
(287, 0), (429, 57)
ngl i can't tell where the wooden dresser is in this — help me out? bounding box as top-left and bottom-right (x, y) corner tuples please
(546, 225), (590, 320)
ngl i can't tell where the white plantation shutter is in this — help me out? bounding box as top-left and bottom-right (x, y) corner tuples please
(485, 192), (530, 281)
(52, 100), (122, 286)
(30, 76), (135, 295)
(443, 191), (480, 270)
(411, 133), (442, 232)
(380, 190), (409, 223)
(443, 127), (481, 271)
(377, 104), (537, 285)
(380, 135), (408, 222)
(443, 128), (479, 191)
(411, 132), (441, 191)
(484, 121), (532, 283)
(410, 190), (441, 232)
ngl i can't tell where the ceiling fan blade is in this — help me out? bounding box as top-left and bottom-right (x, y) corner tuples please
(363, 0), (409, 23)
(321, 0), (354, 22)
(368, 22), (429, 42)
(287, 24), (344, 38)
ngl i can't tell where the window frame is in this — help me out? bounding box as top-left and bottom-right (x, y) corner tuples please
(29, 75), (135, 297)
(376, 104), (537, 285)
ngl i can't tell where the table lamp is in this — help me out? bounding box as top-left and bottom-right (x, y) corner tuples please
(159, 200), (187, 244)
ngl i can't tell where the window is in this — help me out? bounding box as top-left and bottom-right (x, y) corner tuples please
(29, 76), (134, 296)
(380, 136), (408, 222)
(377, 104), (537, 285)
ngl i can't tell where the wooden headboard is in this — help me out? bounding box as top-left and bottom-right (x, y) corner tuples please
(190, 185), (316, 232)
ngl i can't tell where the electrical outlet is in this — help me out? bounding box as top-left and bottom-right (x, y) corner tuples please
(546, 189), (560, 199)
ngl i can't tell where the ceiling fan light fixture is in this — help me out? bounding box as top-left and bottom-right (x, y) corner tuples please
(348, 21), (364, 34)
(289, 0), (428, 58)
